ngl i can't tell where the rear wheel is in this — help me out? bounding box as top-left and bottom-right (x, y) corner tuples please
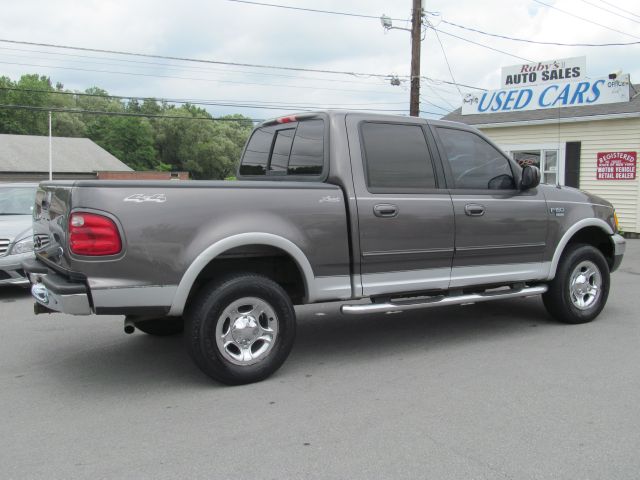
(185, 274), (296, 385)
(543, 244), (610, 324)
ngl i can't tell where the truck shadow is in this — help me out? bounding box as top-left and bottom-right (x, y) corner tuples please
(41, 296), (556, 394)
(0, 285), (31, 302)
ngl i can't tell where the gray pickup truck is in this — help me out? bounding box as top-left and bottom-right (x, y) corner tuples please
(24, 111), (625, 385)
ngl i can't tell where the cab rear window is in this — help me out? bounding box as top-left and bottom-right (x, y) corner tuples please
(239, 119), (325, 177)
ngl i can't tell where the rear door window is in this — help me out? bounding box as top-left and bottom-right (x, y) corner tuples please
(360, 122), (437, 191)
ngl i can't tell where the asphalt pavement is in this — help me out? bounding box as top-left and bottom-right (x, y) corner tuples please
(1, 241), (639, 479)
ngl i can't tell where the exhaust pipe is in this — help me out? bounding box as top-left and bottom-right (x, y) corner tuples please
(124, 317), (136, 334)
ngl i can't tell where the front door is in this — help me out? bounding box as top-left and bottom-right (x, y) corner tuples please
(432, 126), (548, 288)
(346, 115), (455, 297)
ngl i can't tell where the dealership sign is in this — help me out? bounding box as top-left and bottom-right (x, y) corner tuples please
(462, 74), (630, 115)
(597, 152), (636, 180)
(501, 56), (586, 88)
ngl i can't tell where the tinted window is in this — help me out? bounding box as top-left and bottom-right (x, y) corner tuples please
(436, 128), (515, 189)
(239, 120), (325, 176)
(270, 128), (295, 173)
(288, 120), (324, 175)
(361, 123), (436, 190)
(239, 126), (274, 175)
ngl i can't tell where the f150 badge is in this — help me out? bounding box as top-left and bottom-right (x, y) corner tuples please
(124, 193), (167, 203)
(319, 195), (340, 203)
(550, 207), (565, 217)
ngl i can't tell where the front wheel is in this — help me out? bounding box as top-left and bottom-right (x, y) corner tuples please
(543, 244), (610, 324)
(185, 274), (296, 385)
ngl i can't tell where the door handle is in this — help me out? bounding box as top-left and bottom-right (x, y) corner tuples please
(373, 204), (399, 218)
(464, 203), (486, 216)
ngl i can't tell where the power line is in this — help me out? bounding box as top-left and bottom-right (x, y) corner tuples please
(0, 37), (400, 80)
(578, 0), (640, 24)
(437, 18), (640, 46)
(427, 27), (533, 63)
(0, 103), (262, 121)
(532, 0), (640, 40)
(0, 60), (407, 96)
(425, 20), (462, 97)
(0, 103), (447, 118)
(225, 0), (531, 69)
(0, 86), (418, 113)
(599, 0), (640, 19)
(225, 0), (411, 22)
(0, 46), (394, 87)
(0, 38), (490, 92)
(422, 75), (487, 92)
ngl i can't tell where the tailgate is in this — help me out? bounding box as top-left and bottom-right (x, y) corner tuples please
(33, 182), (75, 272)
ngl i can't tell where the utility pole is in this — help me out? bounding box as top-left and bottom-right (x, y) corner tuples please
(410, 0), (422, 117)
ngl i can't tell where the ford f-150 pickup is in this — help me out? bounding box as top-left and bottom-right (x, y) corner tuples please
(23, 111), (626, 385)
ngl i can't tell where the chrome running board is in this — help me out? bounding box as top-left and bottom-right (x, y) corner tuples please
(341, 285), (548, 315)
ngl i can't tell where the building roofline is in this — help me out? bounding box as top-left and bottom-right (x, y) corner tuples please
(473, 111), (640, 129)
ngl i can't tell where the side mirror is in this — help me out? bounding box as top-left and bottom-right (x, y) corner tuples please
(520, 165), (541, 190)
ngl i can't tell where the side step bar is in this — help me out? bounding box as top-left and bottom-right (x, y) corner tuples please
(341, 285), (548, 315)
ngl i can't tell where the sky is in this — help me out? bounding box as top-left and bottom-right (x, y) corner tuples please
(0, 0), (639, 121)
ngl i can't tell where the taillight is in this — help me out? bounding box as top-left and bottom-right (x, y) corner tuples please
(69, 212), (122, 256)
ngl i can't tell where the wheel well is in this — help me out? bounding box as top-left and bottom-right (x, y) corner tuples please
(186, 244), (307, 306)
(565, 226), (614, 268)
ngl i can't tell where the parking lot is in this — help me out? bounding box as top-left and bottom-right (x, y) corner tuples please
(1, 240), (638, 479)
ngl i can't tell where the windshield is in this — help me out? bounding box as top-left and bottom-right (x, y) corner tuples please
(0, 186), (36, 215)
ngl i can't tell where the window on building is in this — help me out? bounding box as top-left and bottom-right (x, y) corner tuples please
(360, 122), (437, 190)
(436, 128), (515, 190)
(511, 149), (559, 184)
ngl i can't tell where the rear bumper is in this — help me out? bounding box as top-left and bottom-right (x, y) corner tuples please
(0, 251), (33, 286)
(22, 258), (92, 315)
(611, 233), (625, 272)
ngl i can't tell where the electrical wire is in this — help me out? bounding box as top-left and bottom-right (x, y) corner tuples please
(0, 46), (395, 87)
(427, 27), (533, 63)
(578, 0), (640, 24)
(0, 60), (407, 96)
(0, 38), (401, 80)
(0, 38), (490, 91)
(225, 0), (410, 21)
(0, 103), (261, 121)
(424, 20), (462, 97)
(437, 18), (640, 46)
(0, 86), (419, 113)
(0, 103), (447, 118)
(599, 0), (640, 19)
(532, 0), (640, 40)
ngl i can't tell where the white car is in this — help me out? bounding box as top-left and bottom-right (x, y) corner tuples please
(0, 183), (38, 286)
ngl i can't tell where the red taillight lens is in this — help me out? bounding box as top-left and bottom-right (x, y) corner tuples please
(69, 212), (122, 256)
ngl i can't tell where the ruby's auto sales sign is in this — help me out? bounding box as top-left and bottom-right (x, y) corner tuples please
(596, 152), (636, 180)
(501, 56), (586, 88)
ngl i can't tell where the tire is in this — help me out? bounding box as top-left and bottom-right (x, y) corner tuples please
(131, 316), (184, 336)
(185, 274), (296, 385)
(542, 243), (610, 324)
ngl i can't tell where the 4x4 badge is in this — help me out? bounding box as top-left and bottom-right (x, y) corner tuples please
(124, 194), (166, 203)
(550, 207), (565, 217)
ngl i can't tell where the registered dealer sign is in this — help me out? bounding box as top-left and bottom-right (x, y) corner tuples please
(596, 152), (637, 180)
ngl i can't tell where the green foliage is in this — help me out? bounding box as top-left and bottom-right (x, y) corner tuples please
(0, 74), (254, 179)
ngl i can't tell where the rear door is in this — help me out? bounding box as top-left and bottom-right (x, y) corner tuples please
(432, 126), (549, 288)
(346, 115), (455, 297)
